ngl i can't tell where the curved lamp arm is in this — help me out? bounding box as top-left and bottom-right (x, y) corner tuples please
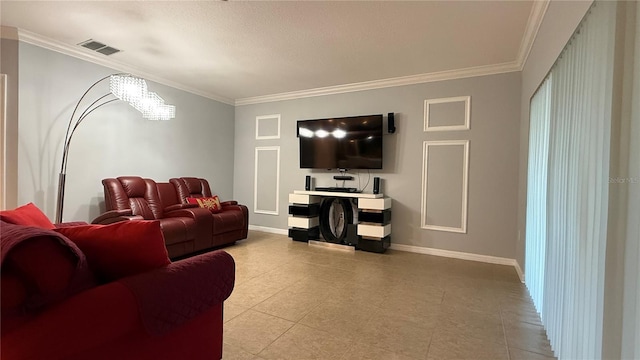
(55, 73), (175, 223)
(55, 73), (129, 223)
(56, 75), (120, 223)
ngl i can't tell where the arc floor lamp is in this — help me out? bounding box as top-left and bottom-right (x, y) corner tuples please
(55, 73), (175, 223)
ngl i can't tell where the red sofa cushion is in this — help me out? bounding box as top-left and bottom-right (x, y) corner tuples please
(56, 221), (171, 282)
(187, 196), (222, 214)
(0, 203), (55, 229)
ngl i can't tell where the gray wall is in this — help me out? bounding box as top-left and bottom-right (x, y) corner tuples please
(235, 72), (521, 260)
(17, 42), (235, 222)
(517, 1), (592, 269)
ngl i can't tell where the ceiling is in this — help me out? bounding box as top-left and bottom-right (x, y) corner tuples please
(0, 1), (544, 105)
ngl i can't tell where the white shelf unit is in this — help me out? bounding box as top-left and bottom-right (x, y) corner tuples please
(287, 193), (321, 242)
(288, 191), (392, 253)
(357, 197), (392, 253)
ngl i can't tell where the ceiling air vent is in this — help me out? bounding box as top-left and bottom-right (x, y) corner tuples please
(78, 39), (121, 56)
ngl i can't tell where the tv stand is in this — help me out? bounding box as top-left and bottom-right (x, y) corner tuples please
(287, 190), (391, 253)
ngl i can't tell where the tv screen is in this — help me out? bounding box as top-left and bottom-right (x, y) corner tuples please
(297, 114), (383, 169)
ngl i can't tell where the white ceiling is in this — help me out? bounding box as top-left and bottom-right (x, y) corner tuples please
(1, 1), (544, 105)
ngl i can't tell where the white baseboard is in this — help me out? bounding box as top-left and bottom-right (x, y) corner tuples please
(245, 228), (526, 283)
(513, 261), (525, 283)
(389, 243), (524, 282)
(248, 225), (288, 235)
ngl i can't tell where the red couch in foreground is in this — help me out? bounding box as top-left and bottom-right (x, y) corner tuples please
(95, 176), (248, 258)
(1, 203), (235, 360)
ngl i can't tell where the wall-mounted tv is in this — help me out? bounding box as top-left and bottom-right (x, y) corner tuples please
(297, 114), (383, 169)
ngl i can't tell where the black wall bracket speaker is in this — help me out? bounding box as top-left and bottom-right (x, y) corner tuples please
(388, 113), (396, 133)
(305, 175), (311, 191)
(373, 177), (381, 194)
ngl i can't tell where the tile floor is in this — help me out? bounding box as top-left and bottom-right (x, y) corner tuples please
(221, 231), (555, 360)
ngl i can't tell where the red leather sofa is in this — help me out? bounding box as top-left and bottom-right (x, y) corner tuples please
(95, 176), (248, 258)
(1, 203), (235, 360)
(170, 177), (249, 247)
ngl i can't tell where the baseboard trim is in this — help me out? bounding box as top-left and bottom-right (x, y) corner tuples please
(245, 228), (525, 282)
(514, 261), (525, 283)
(389, 243), (524, 281)
(248, 225), (288, 235)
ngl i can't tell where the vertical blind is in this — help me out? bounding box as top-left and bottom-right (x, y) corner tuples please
(525, 2), (616, 359)
(622, 2), (640, 358)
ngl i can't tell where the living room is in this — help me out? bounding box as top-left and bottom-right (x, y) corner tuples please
(1, 1), (638, 359)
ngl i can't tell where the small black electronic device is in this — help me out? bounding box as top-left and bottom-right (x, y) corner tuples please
(373, 177), (381, 194)
(305, 175), (311, 190)
(333, 175), (354, 181)
(315, 187), (359, 193)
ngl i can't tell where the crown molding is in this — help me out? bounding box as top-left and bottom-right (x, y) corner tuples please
(516, 0), (550, 70)
(13, 0), (550, 108)
(16, 28), (235, 105)
(236, 1), (549, 106)
(235, 61), (520, 106)
(1, 26), (19, 40)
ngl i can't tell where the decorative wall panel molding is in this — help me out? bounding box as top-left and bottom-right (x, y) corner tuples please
(424, 96), (471, 132)
(254, 146), (280, 215)
(255, 114), (281, 139)
(421, 140), (469, 233)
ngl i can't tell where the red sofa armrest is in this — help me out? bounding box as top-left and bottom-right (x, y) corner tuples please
(164, 203), (199, 212)
(55, 221), (89, 228)
(1, 251), (235, 360)
(164, 207), (213, 248)
(221, 200), (238, 207)
(120, 250), (235, 335)
(91, 209), (143, 225)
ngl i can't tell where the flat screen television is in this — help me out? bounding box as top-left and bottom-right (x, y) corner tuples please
(297, 114), (383, 169)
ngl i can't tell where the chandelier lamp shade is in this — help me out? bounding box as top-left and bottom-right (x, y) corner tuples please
(54, 73), (176, 223)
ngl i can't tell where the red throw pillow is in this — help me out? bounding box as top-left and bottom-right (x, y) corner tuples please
(55, 221), (171, 282)
(0, 203), (55, 229)
(186, 196), (222, 213)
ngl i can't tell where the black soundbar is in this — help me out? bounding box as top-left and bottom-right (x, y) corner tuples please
(315, 187), (359, 193)
(333, 175), (354, 181)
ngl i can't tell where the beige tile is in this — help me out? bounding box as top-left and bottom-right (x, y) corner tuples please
(253, 286), (325, 322)
(427, 330), (509, 360)
(358, 312), (434, 359)
(385, 281), (445, 304)
(224, 309), (295, 355)
(500, 302), (542, 327)
(441, 288), (501, 316)
(324, 282), (388, 307)
(437, 306), (506, 345)
(504, 321), (554, 357)
(340, 341), (419, 360)
(509, 347), (556, 360)
(224, 302), (249, 323)
(223, 342), (260, 360)
(299, 299), (378, 340)
(378, 295), (442, 330)
(226, 275), (290, 309)
(221, 232), (553, 358)
(491, 264), (521, 282)
(258, 323), (352, 360)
